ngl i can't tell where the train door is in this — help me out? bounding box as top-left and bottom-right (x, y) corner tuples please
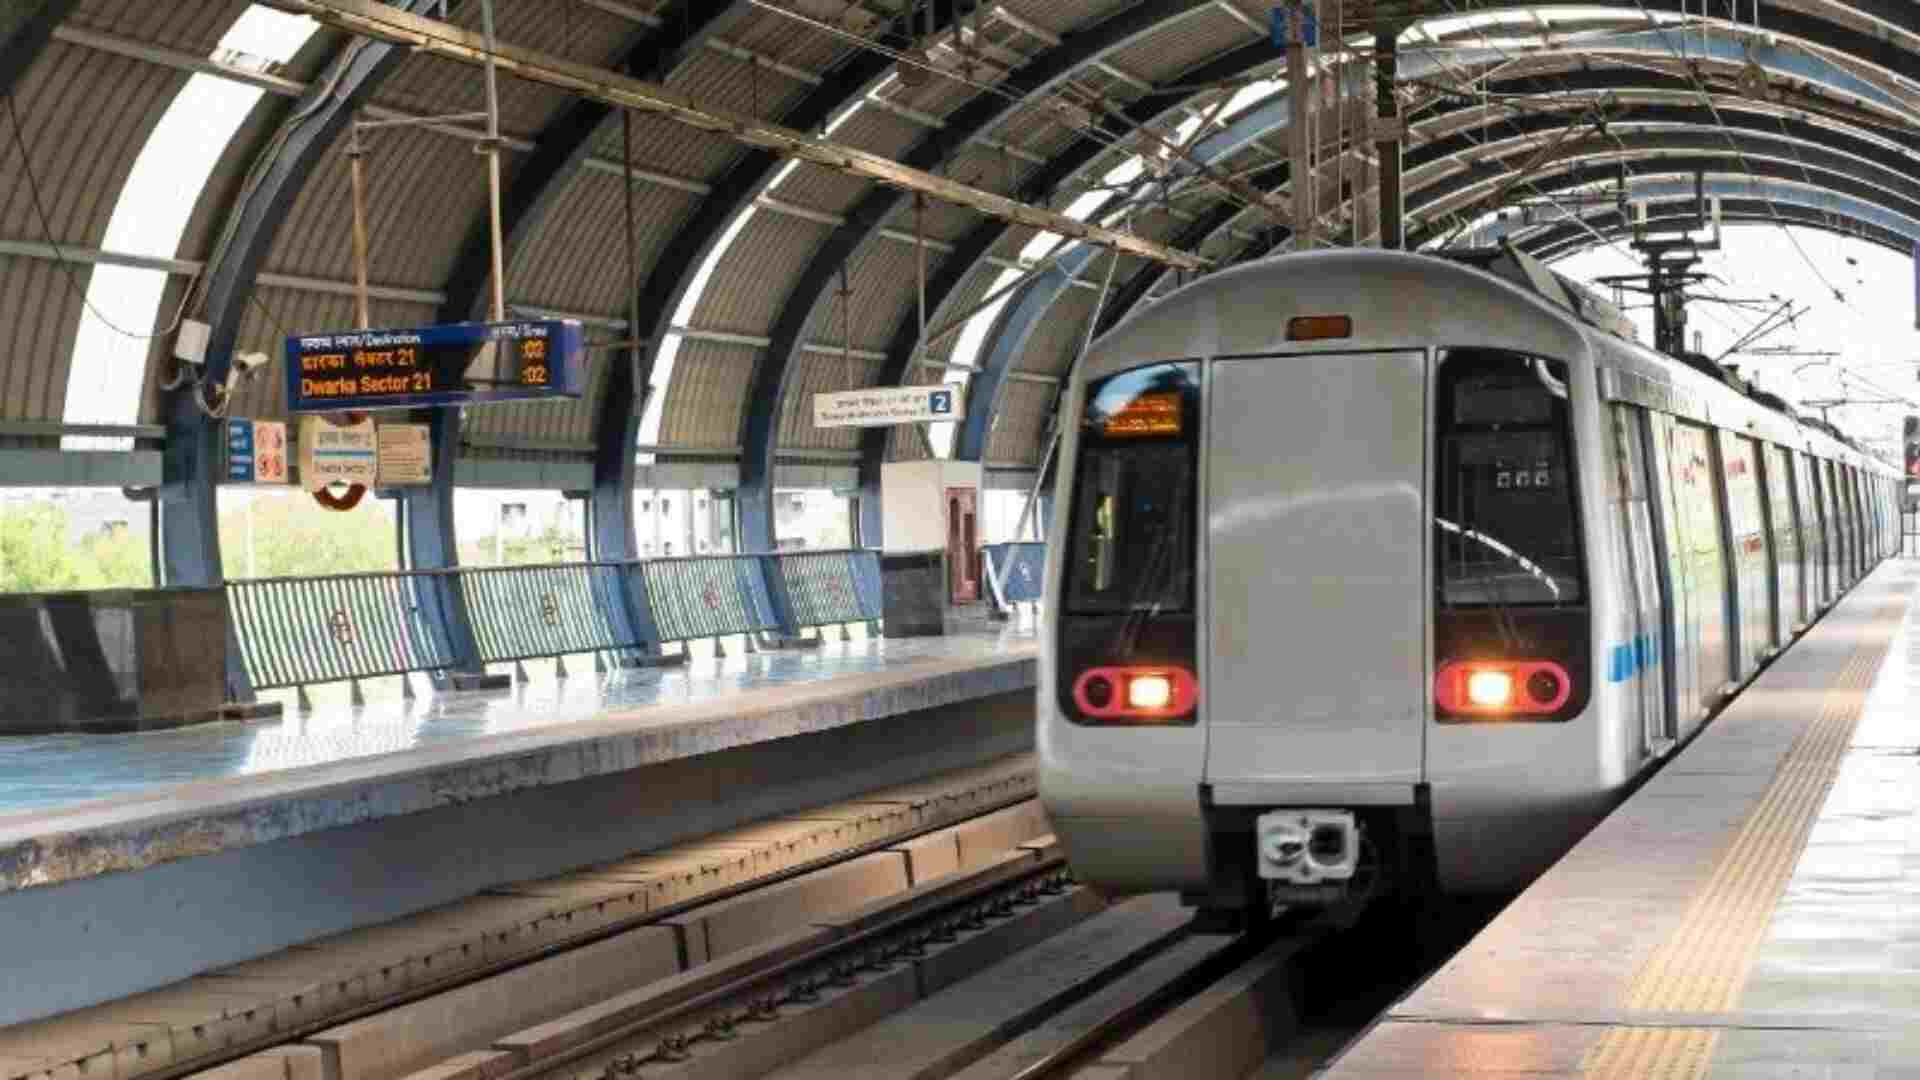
(1721, 434), (1770, 679)
(1656, 418), (1731, 721)
(1203, 350), (1427, 798)
(1648, 414), (1697, 728)
(1610, 404), (1671, 752)
(1804, 455), (1830, 607)
(1769, 445), (1804, 637)
(1824, 461), (1847, 589)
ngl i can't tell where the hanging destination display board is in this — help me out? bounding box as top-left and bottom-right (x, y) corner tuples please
(284, 319), (585, 413)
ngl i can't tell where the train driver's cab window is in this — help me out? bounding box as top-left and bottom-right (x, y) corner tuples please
(1063, 361), (1199, 615)
(1434, 349), (1584, 607)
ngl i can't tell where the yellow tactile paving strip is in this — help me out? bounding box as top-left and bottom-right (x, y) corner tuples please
(1581, 596), (1903, 1080)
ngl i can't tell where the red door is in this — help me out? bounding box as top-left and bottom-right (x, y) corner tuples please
(947, 486), (978, 603)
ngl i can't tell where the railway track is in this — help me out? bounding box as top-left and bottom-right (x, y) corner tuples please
(87, 749), (1493, 1080)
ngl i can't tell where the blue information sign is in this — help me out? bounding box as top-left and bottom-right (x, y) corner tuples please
(227, 419), (256, 483)
(284, 319), (586, 413)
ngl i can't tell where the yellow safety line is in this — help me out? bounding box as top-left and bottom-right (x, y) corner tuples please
(1582, 594), (1902, 1079)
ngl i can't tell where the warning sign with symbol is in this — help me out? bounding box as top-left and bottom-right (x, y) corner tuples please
(226, 419), (289, 484)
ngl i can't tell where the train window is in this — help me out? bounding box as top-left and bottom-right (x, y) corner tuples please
(1434, 349), (1584, 607)
(1063, 362), (1199, 615)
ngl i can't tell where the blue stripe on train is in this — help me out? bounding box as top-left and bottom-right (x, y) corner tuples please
(1606, 632), (1661, 683)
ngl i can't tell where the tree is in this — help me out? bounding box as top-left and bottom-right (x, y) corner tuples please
(0, 504), (86, 593)
(218, 492), (397, 578)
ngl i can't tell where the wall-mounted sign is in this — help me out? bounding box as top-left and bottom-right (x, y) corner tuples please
(376, 423), (432, 487)
(813, 384), (964, 429)
(283, 319), (585, 413)
(225, 419), (288, 484)
(298, 415), (377, 490)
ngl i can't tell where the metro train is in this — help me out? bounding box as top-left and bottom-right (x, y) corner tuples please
(1037, 247), (1902, 923)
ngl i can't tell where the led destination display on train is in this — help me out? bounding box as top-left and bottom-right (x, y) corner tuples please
(284, 319), (585, 413)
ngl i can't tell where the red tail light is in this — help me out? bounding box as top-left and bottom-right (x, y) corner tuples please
(1434, 659), (1571, 717)
(1072, 666), (1198, 722)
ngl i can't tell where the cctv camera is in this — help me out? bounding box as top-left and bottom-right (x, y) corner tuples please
(235, 352), (269, 374)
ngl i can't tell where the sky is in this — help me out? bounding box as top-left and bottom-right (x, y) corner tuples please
(1555, 224), (1920, 462)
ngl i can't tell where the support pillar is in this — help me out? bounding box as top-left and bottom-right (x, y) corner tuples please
(1287, 1), (1317, 251)
(399, 409), (499, 689)
(1375, 27), (1404, 250)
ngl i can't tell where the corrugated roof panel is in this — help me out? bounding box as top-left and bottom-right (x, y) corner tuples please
(765, 161), (872, 220)
(72, 0), (249, 55)
(723, 7), (857, 75)
(1107, 8), (1255, 83)
(644, 46), (818, 129)
(0, 255), (86, 425)
(262, 128), (490, 292)
(588, 105), (749, 186)
(984, 379), (1054, 463)
(685, 210), (834, 335)
(944, 141), (1044, 195)
(655, 340), (758, 447)
(0, 43), (185, 244)
(375, 50), (577, 139)
(458, 348), (609, 449)
(774, 352), (877, 450)
(1012, 284), (1095, 377)
(510, 171), (701, 318)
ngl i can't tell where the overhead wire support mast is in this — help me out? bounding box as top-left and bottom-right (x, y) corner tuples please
(280, 0), (1209, 272)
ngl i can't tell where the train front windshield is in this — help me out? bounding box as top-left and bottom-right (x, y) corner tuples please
(1434, 350), (1585, 607)
(1064, 362), (1199, 615)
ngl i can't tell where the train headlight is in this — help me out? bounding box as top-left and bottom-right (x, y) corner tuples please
(1435, 658), (1572, 718)
(1126, 673), (1174, 709)
(1466, 669), (1513, 708)
(1072, 666), (1198, 723)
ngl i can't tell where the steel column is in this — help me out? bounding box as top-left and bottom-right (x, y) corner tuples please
(171, 0), (452, 700)
(1375, 27), (1402, 249)
(952, 246), (1100, 463)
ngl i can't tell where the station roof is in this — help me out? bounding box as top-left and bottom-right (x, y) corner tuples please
(2, 0), (1917, 483)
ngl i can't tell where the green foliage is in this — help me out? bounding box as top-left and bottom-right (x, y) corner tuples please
(0, 503), (90, 592)
(0, 490), (401, 596)
(0, 503), (151, 593)
(217, 493), (397, 579)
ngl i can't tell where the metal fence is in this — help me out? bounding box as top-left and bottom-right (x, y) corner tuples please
(223, 547), (901, 697)
(637, 555), (783, 644)
(460, 561), (640, 664)
(228, 571), (458, 691)
(774, 549), (883, 629)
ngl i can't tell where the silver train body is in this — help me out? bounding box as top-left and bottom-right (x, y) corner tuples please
(1038, 249), (1902, 913)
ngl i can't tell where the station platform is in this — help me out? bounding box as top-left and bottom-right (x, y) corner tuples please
(0, 623), (1038, 1025)
(1328, 560), (1920, 1077)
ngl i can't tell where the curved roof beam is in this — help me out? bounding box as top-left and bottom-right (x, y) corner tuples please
(1404, 132), (1920, 241)
(942, 13), (1920, 464)
(738, 0), (1263, 548)
(1520, 196), (1913, 262)
(1473, 0), (1919, 84)
(0, 1), (81, 99)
